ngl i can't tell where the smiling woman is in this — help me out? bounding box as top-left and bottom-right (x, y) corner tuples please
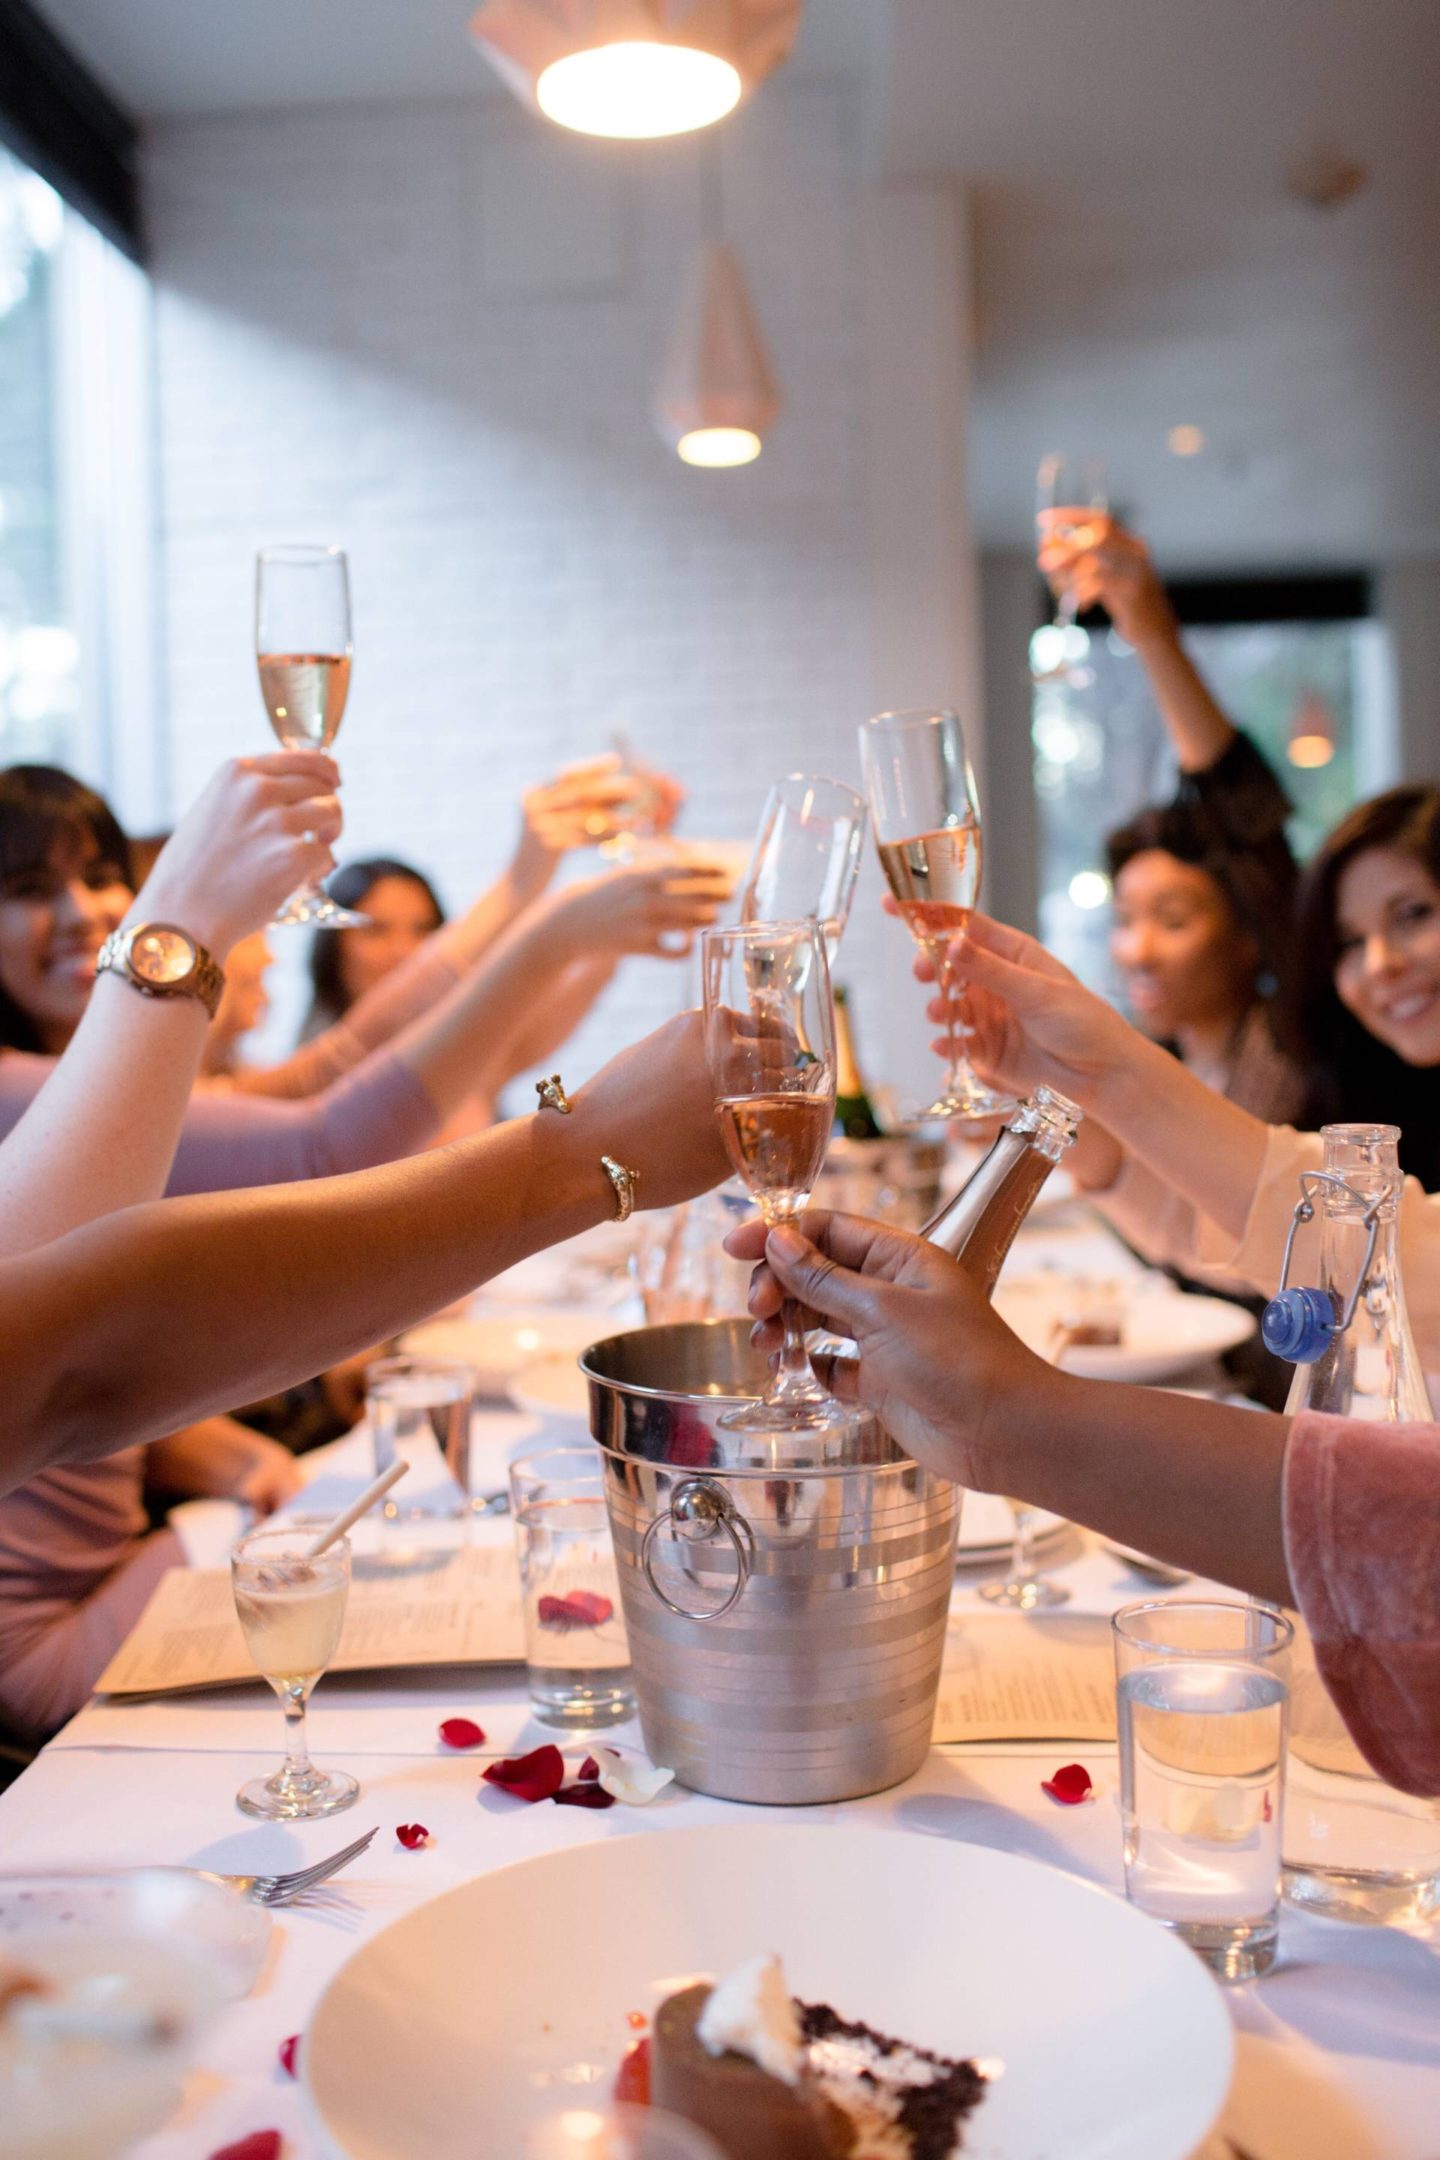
(0, 766), (133, 1053)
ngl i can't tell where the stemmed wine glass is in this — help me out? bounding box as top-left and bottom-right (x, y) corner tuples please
(1031, 453), (1108, 685)
(231, 1518), (358, 1819)
(737, 775), (867, 963)
(978, 1499), (1071, 1610)
(859, 707), (1015, 1123)
(255, 543), (367, 926)
(702, 920), (848, 1433)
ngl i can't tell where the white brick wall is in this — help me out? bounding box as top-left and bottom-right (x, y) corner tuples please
(144, 82), (974, 1104)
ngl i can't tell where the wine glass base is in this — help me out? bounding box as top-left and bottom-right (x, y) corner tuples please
(911, 1082), (1019, 1124)
(718, 1395), (853, 1435)
(236, 1765), (360, 1820)
(273, 895), (371, 929)
(978, 1578), (1071, 1610)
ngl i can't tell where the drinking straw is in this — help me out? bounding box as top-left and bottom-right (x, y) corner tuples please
(304, 1459), (409, 1557)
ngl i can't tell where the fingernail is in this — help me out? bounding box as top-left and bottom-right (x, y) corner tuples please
(769, 1224), (805, 1258)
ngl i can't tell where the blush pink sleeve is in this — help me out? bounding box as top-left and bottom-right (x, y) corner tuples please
(1284, 1410), (1440, 1799)
(232, 945), (464, 1098)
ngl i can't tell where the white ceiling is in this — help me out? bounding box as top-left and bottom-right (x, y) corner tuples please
(29, 0), (1440, 568)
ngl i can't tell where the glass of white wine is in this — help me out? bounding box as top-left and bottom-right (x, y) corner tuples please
(1031, 453), (1108, 685)
(859, 707), (1015, 1122)
(255, 542), (367, 926)
(230, 1518), (358, 1820)
(737, 774), (867, 965)
(702, 920), (848, 1433)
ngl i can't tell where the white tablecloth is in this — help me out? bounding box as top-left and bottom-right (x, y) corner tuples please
(3, 1211), (1438, 2160)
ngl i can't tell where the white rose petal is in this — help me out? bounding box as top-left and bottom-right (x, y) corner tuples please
(597, 1749), (676, 1806)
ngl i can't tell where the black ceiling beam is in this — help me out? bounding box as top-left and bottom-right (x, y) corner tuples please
(0, 0), (142, 262)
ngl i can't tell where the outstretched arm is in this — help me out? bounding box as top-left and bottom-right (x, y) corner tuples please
(727, 1210), (1292, 1605)
(0, 1011), (728, 1497)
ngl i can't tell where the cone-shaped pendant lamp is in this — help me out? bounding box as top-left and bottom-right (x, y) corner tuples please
(470, 1), (803, 140)
(654, 240), (780, 466)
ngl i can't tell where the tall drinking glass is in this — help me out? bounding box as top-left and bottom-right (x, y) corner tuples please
(1113, 1599), (1292, 1982)
(859, 708), (1015, 1122)
(702, 920), (846, 1432)
(509, 1447), (633, 1728)
(255, 543), (366, 926)
(1032, 453), (1108, 685)
(230, 1518), (358, 1820)
(738, 775), (867, 963)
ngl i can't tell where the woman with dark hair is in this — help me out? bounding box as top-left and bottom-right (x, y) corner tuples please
(303, 856), (446, 1041)
(1289, 786), (1440, 1192)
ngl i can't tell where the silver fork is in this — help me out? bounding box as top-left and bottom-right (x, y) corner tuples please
(190, 1826), (378, 1906)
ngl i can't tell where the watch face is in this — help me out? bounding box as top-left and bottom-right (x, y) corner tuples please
(132, 927), (197, 987)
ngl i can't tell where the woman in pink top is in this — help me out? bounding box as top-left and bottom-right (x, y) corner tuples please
(0, 759), (722, 1735)
(730, 1213), (1440, 1799)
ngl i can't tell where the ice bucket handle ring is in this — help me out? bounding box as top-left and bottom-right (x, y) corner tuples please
(639, 1477), (755, 1621)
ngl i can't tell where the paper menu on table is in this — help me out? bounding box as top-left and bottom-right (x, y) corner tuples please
(96, 1544), (526, 1697)
(933, 1612), (1117, 1744)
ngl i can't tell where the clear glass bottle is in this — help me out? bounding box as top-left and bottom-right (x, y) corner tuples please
(1281, 1123), (1432, 1423)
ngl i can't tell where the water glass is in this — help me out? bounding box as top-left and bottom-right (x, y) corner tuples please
(367, 1355), (474, 1519)
(509, 1447), (633, 1728)
(1113, 1599), (1292, 1982)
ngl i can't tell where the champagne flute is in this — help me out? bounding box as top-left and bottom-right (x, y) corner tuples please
(230, 1518), (358, 1819)
(255, 543), (367, 926)
(1031, 453), (1108, 685)
(738, 774), (867, 964)
(859, 707), (1015, 1122)
(702, 920), (848, 1432)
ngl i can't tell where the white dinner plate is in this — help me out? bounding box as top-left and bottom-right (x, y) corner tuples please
(994, 1280), (1255, 1383)
(303, 1822), (1232, 2160)
(401, 1308), (603, 1400)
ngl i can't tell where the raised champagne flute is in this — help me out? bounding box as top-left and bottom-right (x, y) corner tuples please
(1031, 452), (1108, 685)
(255, 542), (367, 926)
(859, 707), (1016, 1122)
(738, 774), (867, 964)
(230, 1518), (358, 1819)
(702, 920), (848, 1432)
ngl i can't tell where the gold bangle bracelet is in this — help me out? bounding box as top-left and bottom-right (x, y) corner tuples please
(599, 1155), (638, 1222)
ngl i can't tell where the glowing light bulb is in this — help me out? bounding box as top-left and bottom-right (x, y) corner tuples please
(1068, 870), (1111, 910)
(676, 426), (762, 468)
(536, 42), (741, 138)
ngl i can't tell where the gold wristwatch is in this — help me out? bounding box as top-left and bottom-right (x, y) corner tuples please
(95, 923), (226, 1019)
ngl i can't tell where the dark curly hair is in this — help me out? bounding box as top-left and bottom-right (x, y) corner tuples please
(302, 856), (445, 1038)
(1289, 785), (1440, 1189)
(0, 765), (134, 1053)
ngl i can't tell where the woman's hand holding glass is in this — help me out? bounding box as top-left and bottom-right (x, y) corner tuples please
(509, 754), (686, 902)
(702, 921), (850, 1432)
(537, 858), (735, 963)
(570, 1009), (732, 1211)
(129, 753), (343, 961)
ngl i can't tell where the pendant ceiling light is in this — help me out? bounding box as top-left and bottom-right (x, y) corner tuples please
(469, 0), (803, 140)
(654, 239), (780, 467)
(1287, 687), (1337, 769)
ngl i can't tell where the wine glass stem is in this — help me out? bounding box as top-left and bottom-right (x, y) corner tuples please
(937, 949), (962, 1094)
(777, 1298), (815, 1391)
(1009, 1506), (1038, 1586)
(281, 1683), (312, 1783)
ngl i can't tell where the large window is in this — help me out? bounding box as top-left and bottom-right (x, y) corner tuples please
(1031, 593), (1391, 993)
(0, 144), (158, 821)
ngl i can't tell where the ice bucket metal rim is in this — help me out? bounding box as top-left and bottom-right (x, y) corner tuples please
(579, 1315), (757, 1404)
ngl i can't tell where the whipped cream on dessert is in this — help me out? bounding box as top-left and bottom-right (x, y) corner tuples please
(697, 1953), (804, 2087)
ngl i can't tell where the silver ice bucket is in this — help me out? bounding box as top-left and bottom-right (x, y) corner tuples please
(581, 1319), (961, 1806)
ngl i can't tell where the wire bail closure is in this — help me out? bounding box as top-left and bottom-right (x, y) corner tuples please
(1261, 1172), (1385, 1364)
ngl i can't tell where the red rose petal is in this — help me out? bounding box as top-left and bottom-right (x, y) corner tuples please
(210, 2134), (282, 2160)
(483, 1743), (566, 1803)
(553, 1782), (617, 1809)
(615, 2036), (651, 2107)
(277, 2034), (299, 2078)
(578, 1755), (601, 1782)
(396, 1822), (430, 1849)
(538, 1590), (614, 1631)
(438, 1717), (486, 1750)
(1041, 1762), (1094, 1805)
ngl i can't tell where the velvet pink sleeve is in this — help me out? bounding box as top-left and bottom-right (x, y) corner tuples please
(1284, 1410), (1440, 1798)
(232, 944), (464, 1098)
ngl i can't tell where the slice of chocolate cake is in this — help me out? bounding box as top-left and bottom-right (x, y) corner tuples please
(648, 1956), (986, 2160)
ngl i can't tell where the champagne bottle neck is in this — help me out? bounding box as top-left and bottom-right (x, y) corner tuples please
(920, 1086), (1081, 1298)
